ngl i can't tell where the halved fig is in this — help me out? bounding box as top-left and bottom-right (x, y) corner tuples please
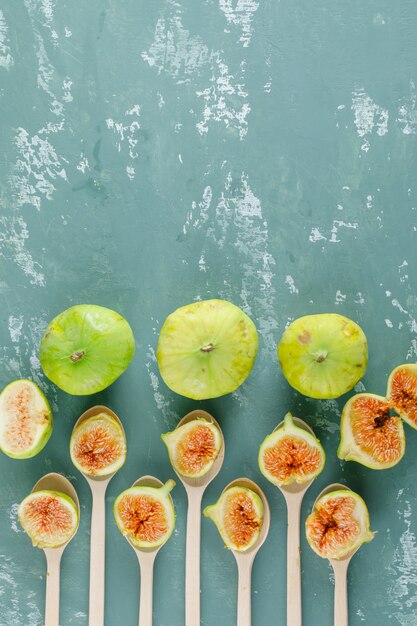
(161, 419), (222, 478)
(387, 364), (417, 429)
(70, 412), (126, 477)
(278, 313), (368, 399)
(258, 413), (325, 486)
(338, 393), (405, 469)
(0, 379), (53, 459)
(114, 480), (176, 549)
(305, 489), (374, 560)
(18, 490), (79, 548)
(204, 486), (263, 552)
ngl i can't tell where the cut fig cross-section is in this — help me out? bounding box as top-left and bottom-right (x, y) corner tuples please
(204, 485), (264, 552)
(18, 490), (79, 549)
(114, 480), (176, 549)
(0, 379), (53, 459)
(305, 489), (374, 560)
(387, 364), (417, 430)
(161, 418), (222, 478)
(278, 313), (368, 399)
(338, 393), (405, 470)
(70, 411), (126, 477)
(258, 412), (325, 487)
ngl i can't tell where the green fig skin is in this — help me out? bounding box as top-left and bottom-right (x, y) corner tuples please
(40, 304), (135, 395)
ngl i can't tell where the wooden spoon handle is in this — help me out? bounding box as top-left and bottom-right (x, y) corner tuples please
(88, 483), (107, 626)
(185, 490), (203, 626)
(236, 558), (253, 626)
(286, 496), (302, 626)
(44, 550), (62, 626)
(138, 556), (155, 626)
(333, 560), (349, 626)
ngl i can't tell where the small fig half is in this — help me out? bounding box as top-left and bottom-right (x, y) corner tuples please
(161, 418), (222, 478)
(70, 412), (126, 477)
(204, 486), (263, 552)
(338, 393), (405, 470)
(0, 379), (53, 459)
(18, 490), (79, 548)
(306, 489), (374, 560)
(278, 313), (368, 399)
(114, 480), (176, 549)
(387, 364), (417, 429)
(258, 413), (325, 487)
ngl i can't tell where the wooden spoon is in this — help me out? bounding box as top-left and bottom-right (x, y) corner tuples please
(31, 472), (80, 626)
(71, 405), (126, 626)
(225, 478), (270, 626)
(123, 475), (174, 626)
(273, 417), (320, 626)
(170, 409), (225, 626)
(313, 483), (357, 626)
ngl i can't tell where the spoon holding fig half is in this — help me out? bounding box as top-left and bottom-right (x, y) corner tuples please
(161, 409), (225, 626)
(70, 405), (127, 626)
(307, 483), (375, 626)
(18, 472), (80, 626)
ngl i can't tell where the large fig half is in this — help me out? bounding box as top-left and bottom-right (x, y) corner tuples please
(18, 490), (79, 548)
(114, 480), (176, 549)
(204, 486), (263, 552)
(387, 364), (417, 429)
(278, 313), (368, 399)
(0, 379), (53, 459)
(161, 418), (222, 478)
(305, 489), (374, 560)
(157, 299), (258, 400)
(258, 412), (325, 487)
(338, 393), (405, 469)
(70, 412), (126, 477)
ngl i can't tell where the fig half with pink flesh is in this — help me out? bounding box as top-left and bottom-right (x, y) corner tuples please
(18, 490), (79, 548)
(338, 393), (405, 470)
(387, 364), (417, 430)
(0, 379), (53, 459)
(306, 489), (374, 560)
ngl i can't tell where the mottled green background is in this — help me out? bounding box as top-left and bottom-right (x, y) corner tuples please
(1, 1), (417, 625)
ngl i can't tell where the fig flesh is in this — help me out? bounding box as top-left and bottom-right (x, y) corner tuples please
(387, 364), (417, 429)
(258, 413), (325, 486)
(305, 489), (374, 560)
(0, 379), (53, 459)
(278, 314), (368, 399)
(40, 304), (135, 395)
(157, 299), (258, 400)
(70, 412), (126, 477)
(338, 393), (405, 469)
(18, 490), (79, 548)
(114, 480), (176, 549)
(204, 486), (263, 552)
(161, 418), (222, 478)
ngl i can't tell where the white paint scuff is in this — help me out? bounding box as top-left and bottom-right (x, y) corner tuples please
(285, 275), (299, 294)
(218, 0), (259, 48)
(106, 105), (141, 179)
(196, 56), (250, 140)
(142, 16), (210, 81)
(397, 80), (417, 135)
(309, 220), (358, 244)
(0, 10), (14, 69)
(0, 216), (45, 286)
(389, 501), (417, 625)
(9, 125), (67, 210)
(348, 88), (388, 151)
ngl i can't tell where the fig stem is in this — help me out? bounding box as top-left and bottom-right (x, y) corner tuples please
(70, 351), (85, 362)
(200, 343), (214, 353)
(314, 351), (327, 363)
